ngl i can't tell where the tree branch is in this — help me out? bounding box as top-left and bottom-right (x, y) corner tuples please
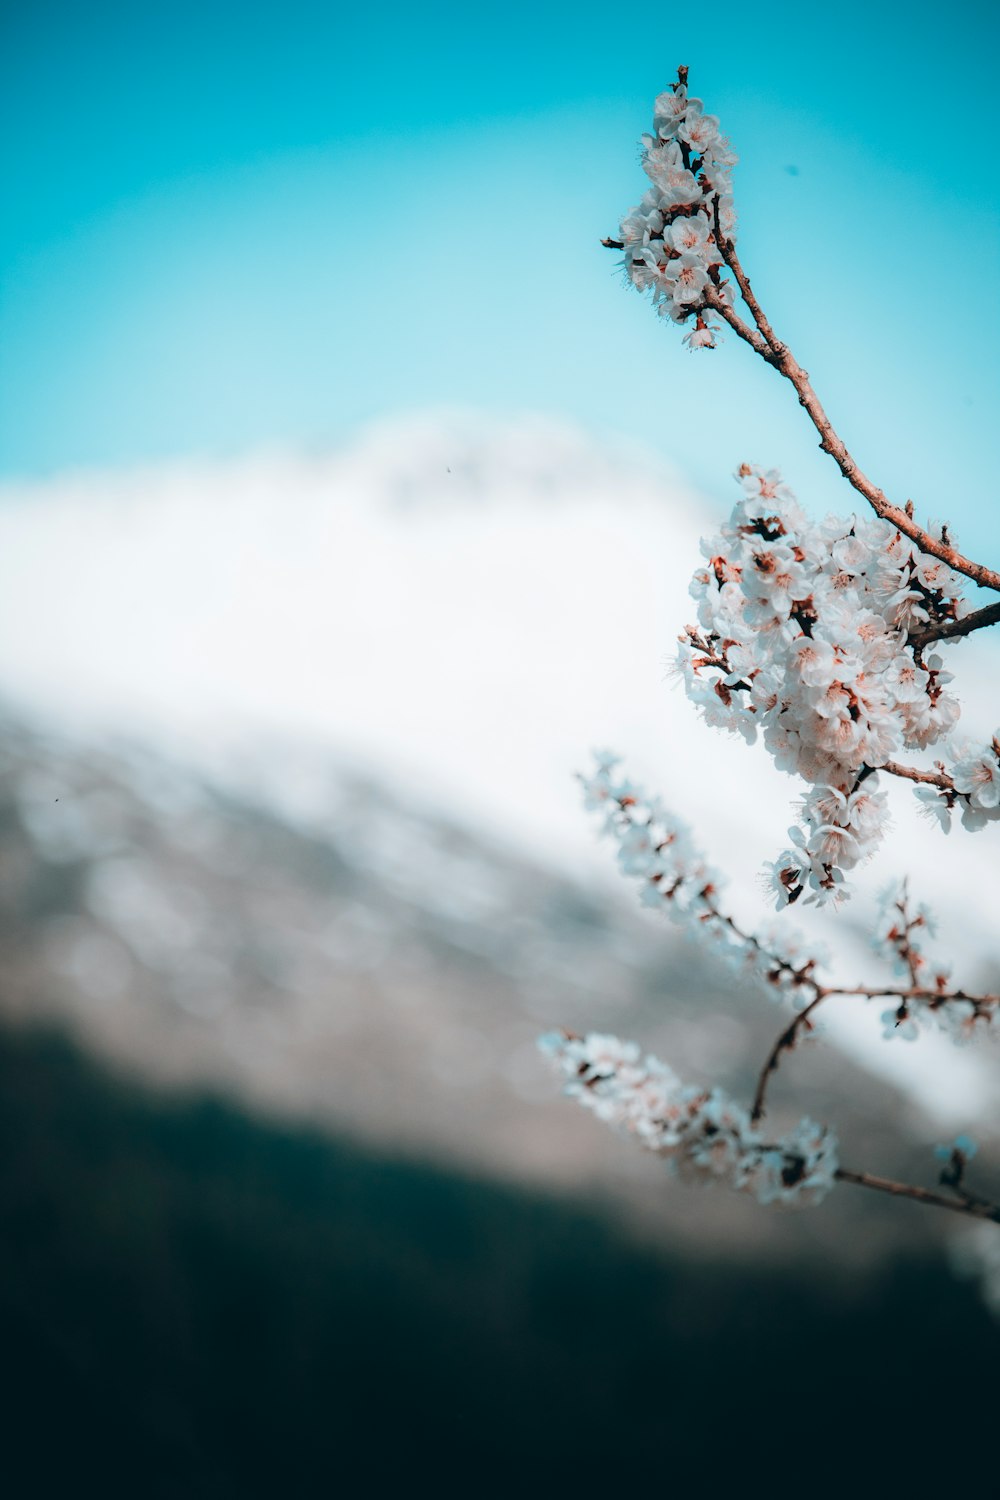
(752, 981), (998, 1123)
(879, 759), (954, 791)
(709, 192), (782, 353)
(703, 285), (775, 361)
(835, 1167), (1000, 1223)
(909, 599), (1000, 648)
(751, 990), (828, 1123)
(702, 243), (1000, 596)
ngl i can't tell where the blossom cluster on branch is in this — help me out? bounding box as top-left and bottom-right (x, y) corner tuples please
(580, 752), (821, 1002)
(540, 66), (1000, 1228)
(678, 462), (999, 904)
(609, 68), (736, 350)
(541, 758), (999, 1218)
(538, 1030), (838, 1206)
(871, 882), (996, 1044)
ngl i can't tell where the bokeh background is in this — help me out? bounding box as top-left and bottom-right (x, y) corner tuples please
(2, 2), (999, 1492)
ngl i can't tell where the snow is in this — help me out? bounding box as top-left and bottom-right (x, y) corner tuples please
(0, 408), (997, 1122)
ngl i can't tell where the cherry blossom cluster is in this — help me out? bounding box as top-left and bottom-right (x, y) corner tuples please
(546, 764), (997, 1211)
(916, 733), (1000, 832)
(614, 73), (737, 350)
(872, 881), (997, 1044)
(678, 463), (970, 903)
(581, 752), (824, 1004)
(549, 68), (1000, 1229)
(537, 1030), (838, 1206)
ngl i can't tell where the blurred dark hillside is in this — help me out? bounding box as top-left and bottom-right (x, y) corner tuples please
(2, 1024), (997, 1499)
(1, 713), (982, 1263)
(2, 713), (1000, 1495)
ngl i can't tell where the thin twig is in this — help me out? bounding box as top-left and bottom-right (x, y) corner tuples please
(703, 286), (774, 359)
(601, 94), (1000, 592)
(751, 981), (998, 1122)
(909, 599), (1000, 648)
(751, 990), (829, 1122)
(893, 883), (922, 990)
(602, 257), (1000, 599)
(709, 192), (781, 354)
(840, 985), (997, 1007)
(835, 1167), (1000, 1223)
(879, 759), (954, 791)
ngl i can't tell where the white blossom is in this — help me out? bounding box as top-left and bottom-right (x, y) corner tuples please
(538, 1031), (838, 1207)
(950, 736), (1000, 812)
(678, 464), (974, 901)
(578, 755), (825, 1004)
(618, 80), (736, 343)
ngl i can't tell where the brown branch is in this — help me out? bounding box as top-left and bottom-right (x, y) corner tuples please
(604, 84), (999, 592)
(751, 990), (829, 1122)
(879, 759), (954, 791)
(681, 626), (753, 692)
(709, 192), (781, 353)
(835, 1167), (1000, 1223)
(702, 248), (1000, 596)
(752, 981), (998, 1122)
(712, 910), (817, 990)
(909, 599), (1000, 648)
(882, 881), (923, 990)
(703, 285), (775, 360)
(846, 984), (997, 1006)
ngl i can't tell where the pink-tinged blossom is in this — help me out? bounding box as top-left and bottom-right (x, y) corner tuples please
(641, 141), (701, 207)
(682, 318), (721, 350)
(667, 215), (711, 255)
(671, 252), (711, 305)
(679, 464), (974, 901)
(652, 86), (689, 138)
(618, 80), (737, 344)
(679, 109), (722, 155)
(950, 737), (1000, 811)
(912, 734), (1000, 833)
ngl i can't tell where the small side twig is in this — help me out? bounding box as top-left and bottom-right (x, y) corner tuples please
(909, 599), (1000, 648)
(751, 990), (828, 1122)
(752, 981), (998, 1123)
(835, 1167), (1000, 1224)
(879, 760), (954, 791)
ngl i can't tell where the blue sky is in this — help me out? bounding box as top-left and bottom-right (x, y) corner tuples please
(3, 0), (999, 557)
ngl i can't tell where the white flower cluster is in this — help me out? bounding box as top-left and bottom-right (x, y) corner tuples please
(679, 464), (971, 904)
(538, 1030), (838, 1207)
(872, 881), (997, 1043)
(617, 77), (737, 349)
(582, 752), (823, 1004)
(919, 732), (1000, 832)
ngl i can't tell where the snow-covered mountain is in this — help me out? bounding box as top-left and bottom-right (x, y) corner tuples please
(0, 410), (996, 1127)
